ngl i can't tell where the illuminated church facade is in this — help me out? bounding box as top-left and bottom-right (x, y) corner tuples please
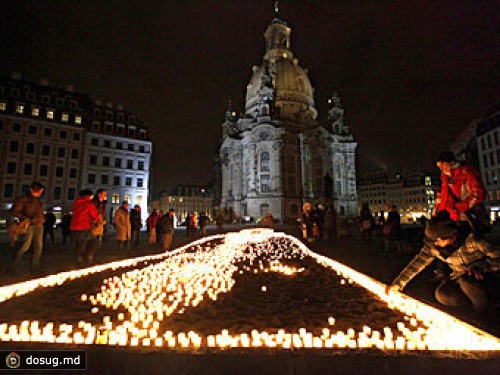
(218, 8), (357, 222)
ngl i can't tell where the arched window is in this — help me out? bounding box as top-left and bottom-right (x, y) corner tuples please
(260, 152), (270, 172)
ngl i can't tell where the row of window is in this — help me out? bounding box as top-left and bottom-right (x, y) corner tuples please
(479, 131), (499, 151)
(91, 122), (146, 139)
(0, 101), (83, 125)
(3, 184), (76, 200)
(89, 155), (145, 170)
(482, 149), (500, 168)
(90, 138), (149, 152)
(487, 190), (500, 201)
(109, 193), (144, 208)
(6, 141), (79, 158)
(0, 121), (82, 140)
(5, 162), (78, 178)
(1, 87), (81, 108)
(87, 174), (145, 188)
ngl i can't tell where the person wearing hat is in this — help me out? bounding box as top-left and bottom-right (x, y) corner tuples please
(386, 211), (500, 313)
(434, 151), (486, 229)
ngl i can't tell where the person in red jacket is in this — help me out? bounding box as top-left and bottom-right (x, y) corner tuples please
(434, 151), (487, 231)
(70, 189), (99, 265)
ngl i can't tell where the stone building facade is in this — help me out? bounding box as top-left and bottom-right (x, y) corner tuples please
(218, 10), (357, 223)
(0, 75), (151, 225)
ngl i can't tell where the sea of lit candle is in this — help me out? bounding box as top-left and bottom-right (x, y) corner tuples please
(0, 229), (498, 351)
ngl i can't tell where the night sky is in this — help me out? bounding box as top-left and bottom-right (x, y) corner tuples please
(1, 0), (498, 192)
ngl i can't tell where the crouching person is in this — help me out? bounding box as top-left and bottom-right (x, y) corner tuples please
(386, 212), (500, 313)
(70, 190), (99, 266)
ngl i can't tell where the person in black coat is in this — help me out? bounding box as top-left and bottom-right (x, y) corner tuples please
(130, 205), (142, 250)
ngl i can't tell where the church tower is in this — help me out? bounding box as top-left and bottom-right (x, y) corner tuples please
(218, 4), (357, 222)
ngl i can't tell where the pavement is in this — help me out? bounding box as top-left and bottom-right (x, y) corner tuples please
(0, 224), (499, 374)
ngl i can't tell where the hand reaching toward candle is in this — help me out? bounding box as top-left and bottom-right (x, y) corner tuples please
(385, 284), (400, 295)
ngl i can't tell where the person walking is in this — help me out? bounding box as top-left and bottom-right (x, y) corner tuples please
(130, 204), (142, 250)
(70, 190), (100, 266)
(9, 182), (45, 272)
(114, 202), (131, 249)
(60, 211), (72, 245)
(386, 212), (500, 313)
(147, 209), (159, 245)
(87, 188), (107, 263)
(359, 202), (375, 241)
(158, 209), (175, 251)
(215, 212), (224, 234)
(323, 205), (338, 244)
(156, 210), (164, 245)
(43, 208), (56, 246)
(300, 202), (318, 243)
(198, 211), (209, 237)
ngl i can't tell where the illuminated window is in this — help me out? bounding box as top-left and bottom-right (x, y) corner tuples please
(47, 110), (54, 119)
(0, 102), (6, 111)
(32, 107), (39, 117)
(16, 104), (24, 114)
(124, 194), (131, 203)
(75, 115), (82, 125)
(112, 193), (120, 204)
(62, 113), (69, 122)
(136, 195), (143, 206)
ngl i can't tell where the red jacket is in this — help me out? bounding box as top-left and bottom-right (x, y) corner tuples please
(435, 164), (486, 221)
(70, 197), (99, 231)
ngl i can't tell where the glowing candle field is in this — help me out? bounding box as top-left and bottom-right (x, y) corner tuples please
(0, 229), (498, 353)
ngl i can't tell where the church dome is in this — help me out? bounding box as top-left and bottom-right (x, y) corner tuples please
(244, 17), (317, 123)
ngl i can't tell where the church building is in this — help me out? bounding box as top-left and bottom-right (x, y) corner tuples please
(218, 6), (357, 223)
